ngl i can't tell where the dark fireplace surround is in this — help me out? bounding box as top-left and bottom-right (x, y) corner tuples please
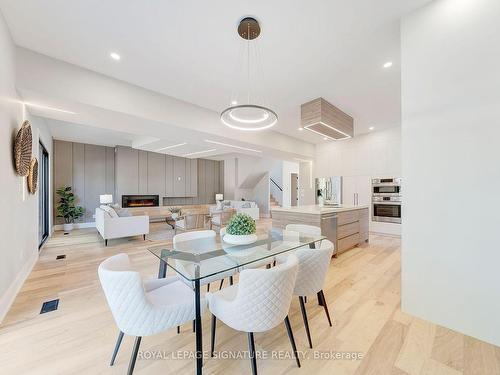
(122, 195), (159, 208)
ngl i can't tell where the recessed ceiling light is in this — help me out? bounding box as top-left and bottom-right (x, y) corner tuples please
(110, 52), (121, 61)
(204, 140), (262, 153)
(298, 127), (304, 131)
(323, 137), (328, 141)
(183, 149), (217, 157)
(383, 61), (393, 68)
(155, 143), (187, 152)
(369, 126), (375, 131)
(231, 100), (238, 105)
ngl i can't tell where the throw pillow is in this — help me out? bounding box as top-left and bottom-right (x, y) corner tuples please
(241, 202), (251, 208)
(116, 208), (132, 217)
(100, 205), (119, 218)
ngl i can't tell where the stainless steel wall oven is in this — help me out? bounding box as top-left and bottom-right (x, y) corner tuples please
(372, 178), (402, 224)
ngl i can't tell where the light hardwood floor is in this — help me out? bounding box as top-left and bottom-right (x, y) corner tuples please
(1, 221), (499, 375)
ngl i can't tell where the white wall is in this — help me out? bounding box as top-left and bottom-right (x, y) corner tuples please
(0, 12), (52, 322)
(223, 154), (282, 216)
(315, 126), (401, 178)
(298, 161), (315, 205)
(401, 0), (500, 346)
(281, 161), (299, 207)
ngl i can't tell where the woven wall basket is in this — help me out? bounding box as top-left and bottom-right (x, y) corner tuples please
(14, 120), (33, 176)
(27, 158), (38, 194)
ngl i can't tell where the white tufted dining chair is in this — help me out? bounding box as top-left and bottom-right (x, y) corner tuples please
(278, 224), (335, 348)
(293, 244), (334, 348)
(98, 253), (205, 375)
(206, 254), (301, 375)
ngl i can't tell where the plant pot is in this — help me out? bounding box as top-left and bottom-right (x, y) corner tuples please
(223, 233), (258, 246)
(63, 223), (74, 232)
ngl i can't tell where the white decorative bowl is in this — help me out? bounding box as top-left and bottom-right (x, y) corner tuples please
(223, 233), (258, 245)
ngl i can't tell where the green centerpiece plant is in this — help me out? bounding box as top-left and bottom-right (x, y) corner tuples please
(224, 213), (257, 245)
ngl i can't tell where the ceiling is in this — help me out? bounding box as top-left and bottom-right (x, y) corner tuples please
(1, 0), (430, 144)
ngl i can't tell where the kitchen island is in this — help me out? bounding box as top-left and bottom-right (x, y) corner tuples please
(271, 205), (369, 255)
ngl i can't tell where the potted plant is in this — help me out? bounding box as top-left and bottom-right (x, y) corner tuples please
(56, 186), (84, 232)
(169, 207), (181, 220)
(223, 213), (257, 245)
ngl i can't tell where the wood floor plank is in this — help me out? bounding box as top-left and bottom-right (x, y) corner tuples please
(0, 222), (498, 374)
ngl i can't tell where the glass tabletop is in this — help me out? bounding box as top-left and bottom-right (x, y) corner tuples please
(148, 228), (326, 282)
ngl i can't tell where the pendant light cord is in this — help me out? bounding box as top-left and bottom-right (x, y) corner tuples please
(247, 23), (250, 104)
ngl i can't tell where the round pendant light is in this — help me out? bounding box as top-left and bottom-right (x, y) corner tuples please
(221, 17), (278, 131)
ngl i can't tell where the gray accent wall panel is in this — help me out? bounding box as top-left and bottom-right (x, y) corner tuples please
(72, 143), (85, 222)
(105, 147), (115, 195)
(173, 156), (186, 197)
(148, 152), (166, 197)
(84, 144), (106, 221)
(115, 146), (139, 201)
(138, 150), (148, 194)
(53, 140), (73, 224)
(190, 159), (198, 197)
(165, 155), (174, 196)
(53, 140), (114, 224)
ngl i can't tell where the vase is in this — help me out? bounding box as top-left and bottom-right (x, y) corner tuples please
(63, 223), (74, 232)
(223, 233), (258, 245)
(171, 213), (179, 220)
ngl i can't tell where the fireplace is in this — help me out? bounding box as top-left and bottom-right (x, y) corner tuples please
(122, 195), (159, 208)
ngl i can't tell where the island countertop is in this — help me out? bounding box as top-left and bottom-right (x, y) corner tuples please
(270, 204), (369, 215)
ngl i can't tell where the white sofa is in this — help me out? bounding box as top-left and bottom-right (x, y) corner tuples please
(95, 207), (149, 246)
(215, 200), (259, 220)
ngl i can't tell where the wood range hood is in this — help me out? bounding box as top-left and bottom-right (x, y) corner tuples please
(301, 97), (354, 140)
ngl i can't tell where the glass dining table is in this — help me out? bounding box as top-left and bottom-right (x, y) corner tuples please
(148, 228), (326, 375)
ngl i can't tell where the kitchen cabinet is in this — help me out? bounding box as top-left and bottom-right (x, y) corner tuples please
(271, 206), (370, 256)
(342, 175), (371, 207)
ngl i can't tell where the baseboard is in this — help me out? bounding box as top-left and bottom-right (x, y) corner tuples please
(369, 231), (401, 238)
(0, 250), (39, 323)
(53, 222), (96, 231)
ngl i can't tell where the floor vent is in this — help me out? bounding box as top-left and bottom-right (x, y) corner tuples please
(40, 299), (59, 314)
(56, 255), (66, 260)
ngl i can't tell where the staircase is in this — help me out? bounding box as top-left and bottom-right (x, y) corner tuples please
(270, 194), (281, 208)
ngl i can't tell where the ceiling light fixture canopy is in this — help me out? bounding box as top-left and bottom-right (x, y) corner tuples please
(220, 17), (278, 131)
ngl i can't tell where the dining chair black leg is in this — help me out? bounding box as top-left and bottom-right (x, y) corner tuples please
(177, 326), (180, 334)
(193, 320), (196, 332)
(127, 336), (142, 375)
(317, 291), (324, 306)
(304, 296), (307, 303)
(143, 234), (146, 240)
(284, 316), (301, 368)
(218, 278), (224, 290)
(229, 276), (234, 285)
(319, 290), (332, 327)
(207, 283), (211, 292)
(110, 330), (124, 366)
(210, 314), (217, 357)
(247, 332), (258, 375)
(298, 296), (313, 348)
